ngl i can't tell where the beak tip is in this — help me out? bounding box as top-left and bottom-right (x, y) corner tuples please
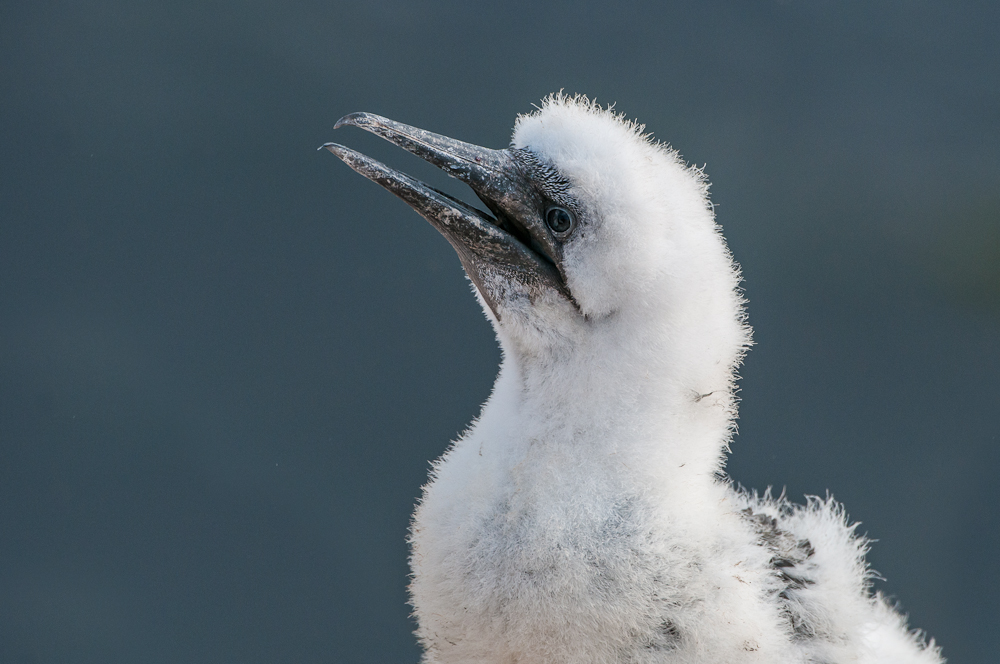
(333, 113), (365, 129)
(335, 112), (375, 130)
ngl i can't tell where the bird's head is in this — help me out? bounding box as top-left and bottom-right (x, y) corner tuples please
(324, 94), (748, 373)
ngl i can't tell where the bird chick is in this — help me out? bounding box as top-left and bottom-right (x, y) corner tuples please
(323, 94), (943, 664)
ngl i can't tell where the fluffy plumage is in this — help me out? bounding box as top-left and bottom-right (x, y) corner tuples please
(340, 94), (944, 664)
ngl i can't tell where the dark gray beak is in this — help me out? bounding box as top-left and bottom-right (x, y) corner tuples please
(321, 113), (569, 319)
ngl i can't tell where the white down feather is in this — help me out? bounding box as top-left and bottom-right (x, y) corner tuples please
(407, 94), (942, 664)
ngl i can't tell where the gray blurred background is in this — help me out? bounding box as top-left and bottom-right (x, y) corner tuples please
(1, 1), (997, 662)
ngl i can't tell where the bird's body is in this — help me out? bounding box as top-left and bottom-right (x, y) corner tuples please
(325, 95), (943, 664)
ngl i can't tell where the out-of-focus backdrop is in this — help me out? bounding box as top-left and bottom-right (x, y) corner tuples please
(1, 2), (997, 662)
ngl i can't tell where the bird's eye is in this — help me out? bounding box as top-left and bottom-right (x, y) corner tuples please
(545, 206), (574, 234)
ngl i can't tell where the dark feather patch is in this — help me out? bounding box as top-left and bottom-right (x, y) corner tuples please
(740, 507), (818, 639)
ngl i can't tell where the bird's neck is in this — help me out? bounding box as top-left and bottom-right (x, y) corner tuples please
(487, 320), (738, 482)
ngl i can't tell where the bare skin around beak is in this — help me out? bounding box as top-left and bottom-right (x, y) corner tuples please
(320, 113), (570, 319)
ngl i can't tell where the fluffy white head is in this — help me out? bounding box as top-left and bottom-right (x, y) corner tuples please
(516, 97), (694, 317)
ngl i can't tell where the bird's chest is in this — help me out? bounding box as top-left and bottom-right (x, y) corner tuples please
(465, 484), (641, 600)
(412, 455), (681, 660)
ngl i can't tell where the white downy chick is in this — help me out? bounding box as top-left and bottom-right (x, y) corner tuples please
(323, 94), (943, 664)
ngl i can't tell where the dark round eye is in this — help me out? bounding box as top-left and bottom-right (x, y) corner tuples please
(545, 206), (574, 234)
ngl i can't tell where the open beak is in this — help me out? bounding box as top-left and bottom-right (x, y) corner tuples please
(321, 113), (569, 319)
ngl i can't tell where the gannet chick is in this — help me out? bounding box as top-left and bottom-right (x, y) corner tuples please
(322, 94), (943, 664)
